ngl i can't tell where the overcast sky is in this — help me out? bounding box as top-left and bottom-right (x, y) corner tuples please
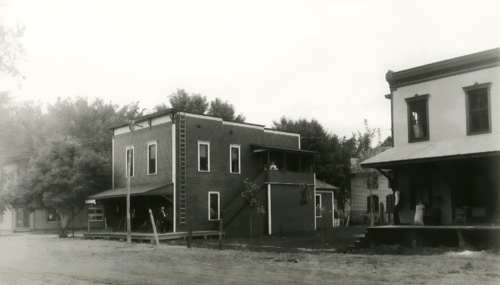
(1, 0), (499, 140)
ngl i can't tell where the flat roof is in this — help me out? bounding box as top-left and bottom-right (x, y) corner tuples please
(251, 144), (319, 155)
(361, 135), (500, 168)
(386, 48), (500, 90)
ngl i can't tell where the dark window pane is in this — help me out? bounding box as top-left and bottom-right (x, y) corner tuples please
(409, 99), (428, 140)
(199, 144), (208, 171)
(231, 147), (239, 173)
(468, 87), (490, 133)
(148, 145), (156, 174)
(210, 193), (219, 220)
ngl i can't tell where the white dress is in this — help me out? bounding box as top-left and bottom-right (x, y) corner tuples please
(414, 204), (425, 225)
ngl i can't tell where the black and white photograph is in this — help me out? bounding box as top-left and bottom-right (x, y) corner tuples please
(0, 0), (499, 284)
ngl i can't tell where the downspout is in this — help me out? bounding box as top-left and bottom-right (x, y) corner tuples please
(267, 184), (272, 235)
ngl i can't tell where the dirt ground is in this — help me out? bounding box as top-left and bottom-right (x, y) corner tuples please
(1, 232), (500, 285)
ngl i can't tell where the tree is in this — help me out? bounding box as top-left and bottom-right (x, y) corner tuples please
(13, 137), (110, 236)
(241, 179), (265, 237)
(207, 98), (246, 122)
(166, 89), (208, 114)
(0, 24), (25, 78)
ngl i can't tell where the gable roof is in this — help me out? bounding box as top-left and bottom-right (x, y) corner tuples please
(316, 179), (338, 190)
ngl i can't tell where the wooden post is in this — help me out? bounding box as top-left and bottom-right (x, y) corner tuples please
(187, 217), (193, 248)
(104, 218), (108, 230)
(219, 219), (223, 250)
(149, 209), (159, 245)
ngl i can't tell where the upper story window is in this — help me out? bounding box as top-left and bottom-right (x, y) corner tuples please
(367, 171), (379, 190)
(464, 83), (491, 135)
(405, 94), (430, 142)
(198, 141), (210, 172)
(126, 146), (134, 178)
(230, 144), (241, 174)
(147, 142), (157, 175)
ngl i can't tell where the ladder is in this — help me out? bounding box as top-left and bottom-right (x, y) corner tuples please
(178, 113), (187, 225)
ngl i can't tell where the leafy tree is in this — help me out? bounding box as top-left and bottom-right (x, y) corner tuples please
(166, 89), (208, 114)
(207, 98), (246, 122)
(241, 178), (265, 237)
(13, 137), (110, 236)
(0, 24), (25, 78)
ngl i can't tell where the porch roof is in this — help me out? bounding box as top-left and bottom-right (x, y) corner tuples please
(88, 182), (173, 200)
(316, 179), (338, 191)
(361, 135), (500, 168)
(251, 144), (318, 155)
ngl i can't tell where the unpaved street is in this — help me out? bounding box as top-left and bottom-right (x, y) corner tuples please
(0, 233), (499, 284)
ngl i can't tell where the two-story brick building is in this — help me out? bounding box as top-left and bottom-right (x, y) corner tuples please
(88, 110), (335, 236)
(361, 48), (500, 226)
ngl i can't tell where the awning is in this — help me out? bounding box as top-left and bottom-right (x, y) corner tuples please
(251, 144), (318, 155)
(316, 179), (339, 191)
(88, 182), (173, 200)
(361, 135), (500, 168)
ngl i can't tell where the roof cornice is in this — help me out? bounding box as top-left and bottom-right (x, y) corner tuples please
(386, 48), (500, 91)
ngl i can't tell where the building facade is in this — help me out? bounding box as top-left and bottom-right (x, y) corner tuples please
(0, 157), (88, 233)
(89, 110), (333, 236)
(362, 48), (500, 225)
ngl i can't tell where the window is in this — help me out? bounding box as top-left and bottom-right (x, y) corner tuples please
(464, 83), (491, 134)
(208, 192), (220, 220)
(126, 146), (134, 178)
(367, 195), (379, 212)
(367, 171), (379, 190)
(88, 205), (104, 222)
(47, 208), (58, 223)
(230, 145), (241, 174)
(147, 142), (157, 175)
(315, 194), (322, 218)
(405, 95), (430, 142)
(198, 141), (210, 172)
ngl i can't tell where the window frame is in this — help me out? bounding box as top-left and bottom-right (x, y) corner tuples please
(464, 82), (492, 135)
(147, 141), (158, 175)
(47, 208), (58, 223)
(125, 146), (135, 178)
(198, 141), (210, 172)
(367, 171), (379, 190)
(405, 94), (430, 143)
(88, 204), (104, 222)
(315, 194), (322, 218)
(229, 144), (241, 174)
(208, 191), (220, 221)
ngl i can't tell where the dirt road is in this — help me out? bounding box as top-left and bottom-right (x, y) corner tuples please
(0, 233), (499, 284)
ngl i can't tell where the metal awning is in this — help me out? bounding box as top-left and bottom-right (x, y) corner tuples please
(251, 144), (318, 155)
(361, 135), (500, 168)
(88, 182), (173, 200)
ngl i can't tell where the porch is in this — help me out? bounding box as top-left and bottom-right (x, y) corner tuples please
(83, 230), (223, 244)
(365, 224), (500, 250)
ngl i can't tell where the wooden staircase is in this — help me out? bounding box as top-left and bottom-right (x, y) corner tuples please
(221, 172), (266, 227)
(348, 230), (370, 252)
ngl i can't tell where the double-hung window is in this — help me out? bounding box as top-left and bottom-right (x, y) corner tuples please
(208, 191), (220, 220)
(464, 83), (491, 135)
(126, 146), (134, 178)
(367, 171), (379, 190)
(147, 142), (157, 175)
(198, 141), (210, 172)
(405, 94), (430, 142)
(230, 144), (241, 174)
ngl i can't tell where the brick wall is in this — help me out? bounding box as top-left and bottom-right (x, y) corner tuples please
(180, 115), (300, 231)
(113, 123), (173, 188)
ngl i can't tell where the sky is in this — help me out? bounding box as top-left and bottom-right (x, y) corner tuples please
(1, 0), (499, 140)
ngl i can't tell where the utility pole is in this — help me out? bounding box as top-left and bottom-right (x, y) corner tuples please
(126, 121), (135, 244)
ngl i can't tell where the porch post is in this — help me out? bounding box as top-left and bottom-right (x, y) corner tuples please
(172, 115), (177, 233)
(267, 184), (272, 235)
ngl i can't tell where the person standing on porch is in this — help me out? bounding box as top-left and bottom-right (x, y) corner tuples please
(393, 190), (400, 225)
